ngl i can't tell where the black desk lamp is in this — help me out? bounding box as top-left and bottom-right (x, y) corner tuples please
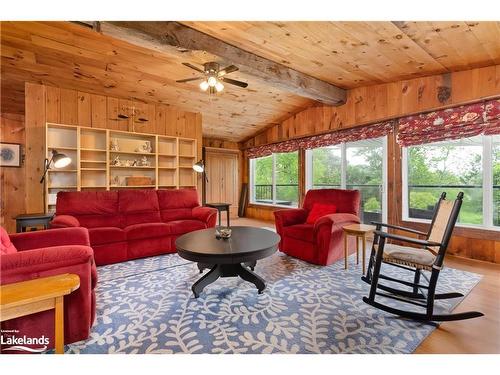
(193, 159), (208, 205)
(40, 149), (72, 213)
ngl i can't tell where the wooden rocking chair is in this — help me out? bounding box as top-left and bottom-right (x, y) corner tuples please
(362, 192), (483, 322)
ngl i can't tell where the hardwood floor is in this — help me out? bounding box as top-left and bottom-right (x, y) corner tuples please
(232, 217), (500, 354)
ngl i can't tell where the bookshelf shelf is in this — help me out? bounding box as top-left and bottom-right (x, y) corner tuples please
(45, 123), (198, 212)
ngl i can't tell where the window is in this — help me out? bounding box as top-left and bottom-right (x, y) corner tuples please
(250, 151), (299, 207)
(306, 137), (387, 224)
(403, 135), (498, 229)
(310, 145), (341, 189)
(346, 139), (385, 224)
(493, 135), (500, 227)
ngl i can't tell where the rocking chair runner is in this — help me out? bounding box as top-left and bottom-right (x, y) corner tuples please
(362, 192), (483, 322)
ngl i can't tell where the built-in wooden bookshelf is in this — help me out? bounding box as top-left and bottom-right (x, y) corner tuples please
(45, 123), (197, 212)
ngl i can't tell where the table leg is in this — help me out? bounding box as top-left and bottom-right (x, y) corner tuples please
(227, 208), (230, 227)
(356, 236), (360, 265)
(218, 209), (222, 227)
(344, 233), (348, 269)
(362, 235), (366, 275)
(192, 265), (222, 298)
(54, 296), (64, 354)
(236, 264), (266, 294)
(243, 260), (257, 271)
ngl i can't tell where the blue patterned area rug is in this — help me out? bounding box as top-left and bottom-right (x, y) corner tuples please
(67, 250), (481, 354)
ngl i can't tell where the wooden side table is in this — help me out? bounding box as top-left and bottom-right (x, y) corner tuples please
(15, 213), (54, 233)
(205, 203), (231, 227)
(343, 224), (376, 275)
(0, 273), (80, 354)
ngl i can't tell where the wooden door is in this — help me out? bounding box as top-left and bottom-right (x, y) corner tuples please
(205, 148), (240, 218)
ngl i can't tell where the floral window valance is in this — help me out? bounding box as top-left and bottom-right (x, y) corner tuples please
(397, 98), (500, 147)
(484, 98), (500, 136)
(246, 98), (500, 159)
(246, 121), (394, 159)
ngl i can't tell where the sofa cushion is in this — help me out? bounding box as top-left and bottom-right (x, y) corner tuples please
(157, 189), (200, 222)
(283, 223), (314, 243)
(125, 222), (171, 241)
(0, 227), (17, 255)
(167, 220), (207, 235)
(56, 191), (121, 228)
(157, 188), (199, 209)
(119, 190), (161, 227)
(88, 227), (126, 246)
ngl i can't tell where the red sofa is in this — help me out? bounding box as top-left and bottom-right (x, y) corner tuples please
(50, 189), (217, 266)
(0, 226), (97, 350)
(274, 189), (361, 266)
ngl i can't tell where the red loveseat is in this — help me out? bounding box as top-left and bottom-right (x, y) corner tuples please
(0, 226), (97, 350)
(274, 189), (361, 266)
(50, 188), (217, 266)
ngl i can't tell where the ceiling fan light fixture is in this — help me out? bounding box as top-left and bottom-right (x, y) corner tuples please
(207, 76), (217, 87)
(199, 80), (209, 91)
(215, 81), (224, 92)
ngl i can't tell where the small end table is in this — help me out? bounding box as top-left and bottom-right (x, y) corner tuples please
(343, 223), (376, 275)
(205, 203), (231, 227)
(0, 273), (80, 354)
(15, 213), (54, 233)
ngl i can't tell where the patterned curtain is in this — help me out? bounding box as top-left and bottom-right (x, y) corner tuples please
(246, 121), (394, 159)
(397, 98), (500, 147)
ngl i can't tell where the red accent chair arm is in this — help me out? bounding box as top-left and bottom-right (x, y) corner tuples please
(313, 213), (361, 265)
(50, 215), (80, 228)
(0, 245), (97, 287)
(314, 213), (361, 232)
(274, 209), (308, 251)
(192, 206), (218, 227)
(9, 227), (90, 251)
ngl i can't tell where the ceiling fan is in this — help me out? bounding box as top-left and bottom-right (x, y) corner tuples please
(176, 62), (248, 94)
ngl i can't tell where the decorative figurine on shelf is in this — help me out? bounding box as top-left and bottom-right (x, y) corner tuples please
(140, 156), (151, 166)
(124, 159), (132, 167)
(111, 156), (121, 166)
(111, 175), (120, 186)
(142, 141), (153, 153)
(132, 159), (138, 167)
(110, 138), (120, 151)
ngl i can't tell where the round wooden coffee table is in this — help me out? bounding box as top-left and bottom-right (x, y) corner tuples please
(175, 226), (280, 298)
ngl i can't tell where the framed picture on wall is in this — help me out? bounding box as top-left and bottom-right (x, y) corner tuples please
(0, 142), (22, 167)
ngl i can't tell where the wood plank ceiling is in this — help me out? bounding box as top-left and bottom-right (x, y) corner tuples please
(2, 21), (500, 141)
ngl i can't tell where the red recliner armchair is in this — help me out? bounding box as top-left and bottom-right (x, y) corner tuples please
(274, 189), (361, 265)
(0, 226), (97, 351)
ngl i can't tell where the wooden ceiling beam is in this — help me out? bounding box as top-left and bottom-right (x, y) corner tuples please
(97, 21), (347, 106)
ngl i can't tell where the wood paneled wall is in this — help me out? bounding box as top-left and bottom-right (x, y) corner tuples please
(0, 113), (25, 233)
(3, 82), (202, 233)
(241, 65), (500, 149)
(203, 138), (240, 150)
(241, 65), (500, 263)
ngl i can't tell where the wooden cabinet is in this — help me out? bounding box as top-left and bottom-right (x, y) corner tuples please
(205, 148), (240, 218)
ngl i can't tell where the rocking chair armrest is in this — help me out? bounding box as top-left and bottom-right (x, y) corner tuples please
(371, 221), (427, 236)
(374, 230), (441, 248)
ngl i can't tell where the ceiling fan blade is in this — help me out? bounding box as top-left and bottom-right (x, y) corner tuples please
(221, 77), (248, 88)
(218, 65), (239, 76)
(182, 62), (205, 73)
(176, 77), (203, 83)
